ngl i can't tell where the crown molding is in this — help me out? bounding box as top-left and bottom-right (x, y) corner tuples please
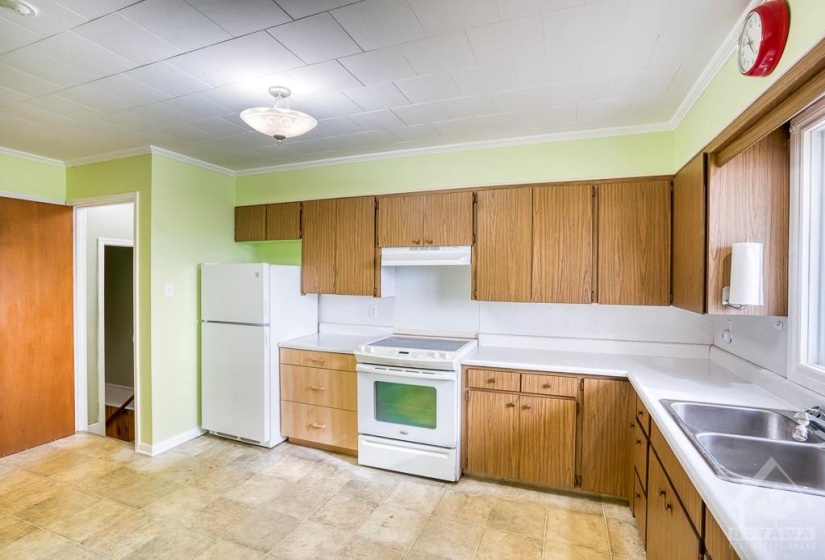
(149, 146), (236, 176)
(0, 145), (64, 167)
(0, 189), (66, 204)
(237, 121), (672, 176)
(64, 147), (151, 167)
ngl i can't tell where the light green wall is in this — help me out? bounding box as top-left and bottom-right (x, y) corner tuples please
(236, 131), (675, 205)
(675, 0), (825, 167)
(149, 156), (251, 443)
(0, 152), (65, 200)
(249, 240), (302, 265)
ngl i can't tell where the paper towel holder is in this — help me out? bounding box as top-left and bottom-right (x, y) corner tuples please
(722, 241), (764, 310)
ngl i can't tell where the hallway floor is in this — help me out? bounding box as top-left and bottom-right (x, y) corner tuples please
(0, 434), (645, 559)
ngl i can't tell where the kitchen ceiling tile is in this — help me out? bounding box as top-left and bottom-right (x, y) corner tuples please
(392, 101), (450, 126)
(120, 0), (232, 52)
(189, 0), (291, 36)
(399, 32), (478, 76)
(200, 75), (298, 113)
(609, 67), (677, 99)
(466, 16), (545, 64)
(53, 0), (141, 19)
(89, 74), (171, 107)
(497, 0), (583, 20)
(512, 56), (579, 88)
(152, 94), (233, 121)
(0, 86), (25, 107)
(549, 76), (612, 107)
(167, 32), (304, 87)
(30, 32), (135, 80)
(290, 92), (363, 120)
(130, 102), (191, 125)
(55, 83), (133, 114)
(408, 0), (500, 37)
(492, 85), (551, 112)
(267, 13), (361, 65)
(440, 93), (498, 120)
(330, 0), (426, 51)
(389, 123), (440, 142)
(0, 0), (86, 36)
(187, 116), (250, 138)
(395, 73), (460, 104)
(0, 42), (107, 89)
(98, 110), (163, 134)
(0, 17), (41, 54)
(296, 115), (364, 139)
(451, 62), (518, 96)
(125, 62), (212, 97)
(339, 47), (417, 86)
(73, 14), (179, 66)
(0, 64), (62, 96)
(286, 60), (363, 96)
(344, 83), (410, 112)
(579, 32), (658, 78)
(348, 109), (405, 130)
(275, 0), (356, 19)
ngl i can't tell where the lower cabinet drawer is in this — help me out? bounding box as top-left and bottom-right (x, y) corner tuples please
(520, 373), (578, 398)
(280, 364), (356, 410)
(632, 421), (649, 491)
(633, 472), (647, 548)
(281, 401), (357, 451)
(280, 348), (356, 371)
(467, 368), (520, 392)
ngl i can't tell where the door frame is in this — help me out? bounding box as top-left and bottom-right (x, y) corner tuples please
(93, 237), (134, 434)
(72, 193), (140, 450)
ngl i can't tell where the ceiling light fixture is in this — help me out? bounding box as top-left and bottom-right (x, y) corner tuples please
(0, 0), (38, 16)
(240, 86), (317, 145)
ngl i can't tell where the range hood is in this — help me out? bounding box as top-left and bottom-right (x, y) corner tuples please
(381, 246), (471, 267)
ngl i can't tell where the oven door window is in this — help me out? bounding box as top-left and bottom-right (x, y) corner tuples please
(374, 381), (437, 429)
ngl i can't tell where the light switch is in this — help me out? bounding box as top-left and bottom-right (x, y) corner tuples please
(164, 282), (174, 297)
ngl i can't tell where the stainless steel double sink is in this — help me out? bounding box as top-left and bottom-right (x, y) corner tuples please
(662, 400), (825, 496)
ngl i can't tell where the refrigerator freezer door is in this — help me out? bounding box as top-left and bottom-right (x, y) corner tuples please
(201, 263), (269, 325)
(202, 322), (270, 442)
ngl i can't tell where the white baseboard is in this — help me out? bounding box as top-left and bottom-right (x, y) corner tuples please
(85, 422), (105, 436)
(135, 426), (205, 456)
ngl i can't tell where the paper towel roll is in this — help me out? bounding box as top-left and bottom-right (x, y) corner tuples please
(729, 242), (763, 306)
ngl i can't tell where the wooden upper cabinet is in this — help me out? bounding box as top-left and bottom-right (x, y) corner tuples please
(532, 185), (593, 304)
(707, 127), (789, 316)
(235, 205), (266, 241)
(301, 199), (337, 295)
(474, 187), (532, 302)
(265, 202), (301, 240)
(302, 197), (377, 297)
(377, 191), (473, 247)
(598, 180), (671, 305)
(672, 155), (707, 314)
(580, 378), (630, 497)
(335, 196), (376, 296)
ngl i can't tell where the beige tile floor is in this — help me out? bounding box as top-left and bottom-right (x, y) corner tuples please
(0, 433), (645, 560)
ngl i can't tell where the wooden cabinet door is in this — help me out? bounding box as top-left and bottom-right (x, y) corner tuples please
(581, 378), (630, 497)
(377, 195), (423, 247)
(598, 181), (671, 305)
(647, 454), (701, 560)
(532, 184), (593, 303)
(266, 202), (301, 240)
(466, 390), (519, 479)
(518, 395), (576, 488)
(705, 508), (741, 560)
(672, 154), (706, 314)
(235, 205), (266, 241)
(335, 196), (376, 296)
(474, 187), (532, 302)
(423, 191), (473, 246)
(301, 199), (337, 294)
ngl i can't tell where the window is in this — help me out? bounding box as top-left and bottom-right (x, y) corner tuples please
(789, 97), (825, 394)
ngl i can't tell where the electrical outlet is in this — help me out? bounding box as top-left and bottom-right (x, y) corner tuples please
(164, 282), (174, 297)
(368, 304), (378, 319)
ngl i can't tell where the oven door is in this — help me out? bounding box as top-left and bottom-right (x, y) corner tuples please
(357, 363), (458, 448)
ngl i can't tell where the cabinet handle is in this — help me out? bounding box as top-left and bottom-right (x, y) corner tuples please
(425, 239), (433, 245)
(664, 501), (673, 511)
(413, 239), (421, 245)
(542, 383), (553, 389)
(635, 438), (642, 445)
(310, 422), (326, 429)
(637, 410), (644, 418)
(658, 489), (666, 498)
(309, 386), (326, 391)
(486, 378), (496, 384)
(308, 358), (325, 364)
(635, 492), (641, 499)
(505, 402), (516, 408)
(523, 404), (532, 410)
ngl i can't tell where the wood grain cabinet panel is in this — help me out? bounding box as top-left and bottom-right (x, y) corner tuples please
(597, 181), (671, 305)
(466, 390), (520, 479)
(518, 396), (576, 488)
(335, 196), (376, 296)
(632, 472), (648, 548)
(632, 421), (649, 493)
(280, 349), (356, 371)
(707, 127), (789, 316)
(647, 453), (701, 560)
(474, 187), (532, 302)
(235, 205), (266, 241)
(423, 191), (473, 246)
(532, 185), (593, 303)
(281, 401), (357, 451)
(466, 369), (520, 392)
(280, 365), (357, 410)
(581, 378), (630, 496)
(377, 195), (424, 247)
(651, 423), (703, 531)
(520, 373), (578, 398)
(705, 508), (741, 560)
(301, 199), (337, 294)
(672, 154), (707, 314)
(265, 202), (301, 240)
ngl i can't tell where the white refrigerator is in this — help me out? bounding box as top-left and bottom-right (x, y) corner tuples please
(200, 264), (317, 447)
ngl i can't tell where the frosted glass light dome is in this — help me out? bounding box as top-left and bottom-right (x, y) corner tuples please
(240, 87), (317, 144)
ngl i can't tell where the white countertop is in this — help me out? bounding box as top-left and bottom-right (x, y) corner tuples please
(279, 332), (379, 354)
(463, 344), (823, 559)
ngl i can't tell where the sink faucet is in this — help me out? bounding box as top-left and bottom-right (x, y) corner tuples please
(793, 406), (825, 441)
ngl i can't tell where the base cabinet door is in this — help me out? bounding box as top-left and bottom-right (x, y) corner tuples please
(581, 378), (630, 496)
(519, 396), (576, 488)
(647, 453), (701, 560)
(466, 390), (519, 479)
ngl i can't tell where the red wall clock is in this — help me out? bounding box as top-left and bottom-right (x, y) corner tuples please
(737, 0), (790, 77)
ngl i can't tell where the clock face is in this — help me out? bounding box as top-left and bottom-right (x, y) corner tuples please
(738, 11), (763, 74)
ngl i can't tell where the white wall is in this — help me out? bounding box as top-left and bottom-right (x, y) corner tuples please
(712, 315), (789, 377)
(84, 203), (134, 425)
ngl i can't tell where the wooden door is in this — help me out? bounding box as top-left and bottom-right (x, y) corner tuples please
(707, 127), (789, 316)
(705, 508), (741, 560)
(598, 181), (671, 305)
(532, 185), (593, 303)
(672, 155), (706, 314)
(0, 198), (74, 456)
(474, 187), (532, 302)
(335, 196), (376, 296)
(301, 199), (337, 294)
(423, 191), (473, 246)
(518, 395), (576, 487)
(266, 202), (301, 240)
(580, 378), (630, 497)
(235, 205), (266, 241)
(377, 195), (423, 247)
(647, 454), (701, 560)
(465, 390), (519, 479)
